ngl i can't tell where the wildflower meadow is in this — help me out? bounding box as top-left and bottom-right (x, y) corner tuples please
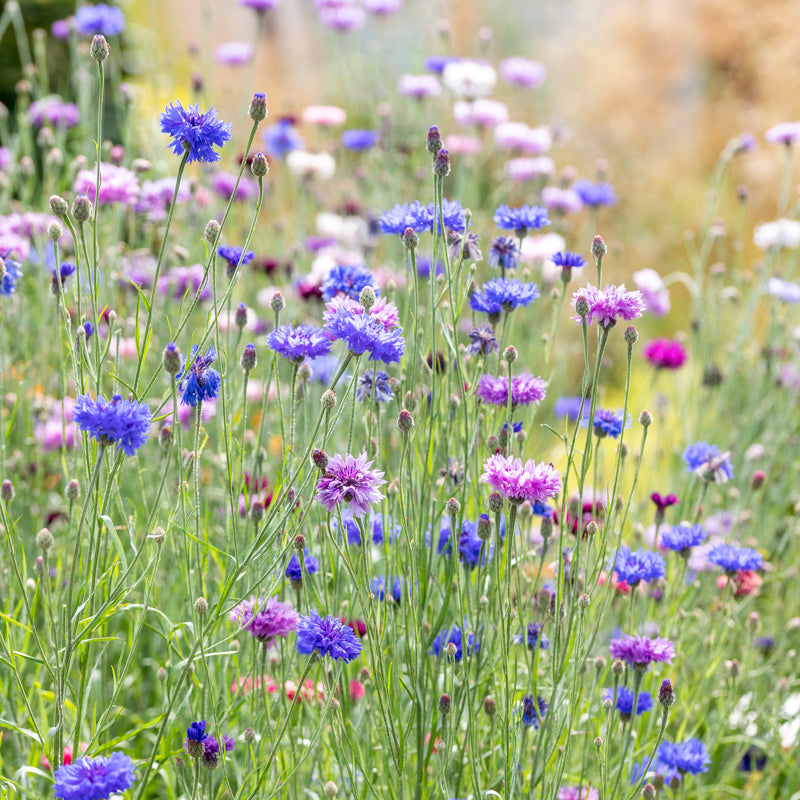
(0, 2), (798, 799)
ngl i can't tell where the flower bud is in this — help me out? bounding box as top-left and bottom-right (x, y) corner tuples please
(250, 501), (264, 522)
(204, 219), (220, 245)
(397, 409), (415, 433)
(574, 296), (590, 317)
(483, 696), (496, 716)
(270, 292), (286, 313)
(540, 516), (553, 539)
(639, 410), (653, 427)
(642, 784), (656, 800)
(359, 285), (376, 311)
(445, 497), (460, 516)
(65, 479), (80, 501)
(194, 596), (208, 615)
(90, 34), (110, 62)
(251, 152), (269, 177)
(488, 492), (504, 514)
(162, 342), (182, 375)
(591, 235), (607, 260)
(49, 195), (69, 217)
(36, 528), (54, 552)
(149, 526), (166, 544)
(433, 148), (451, 177)
(248, 92), (268, 123)
(402, 227), (419, 250)
(503, 345), (517, 363)
(72, 195), (93, 223)
(426, 125), (443, 156)
(244, 727), (256, 743)
(438, 693), (451, 714)
(1, 479), (14, 502)
(578, 593), (590, 609)
(321, 390), (336, 410)
(241, 343), (257, 372)
(323, 781), (338, 798)
(658, 678), (675, 708)
(48, 221), (63, 241)
(624, 325), (639, 345)
(312, 448), (329, 471)
(477, 514), (492, 541)
(611, 659), (625, 677)
(159, 426), (172, 449)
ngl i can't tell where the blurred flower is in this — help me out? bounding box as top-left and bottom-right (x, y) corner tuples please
(302, 105), (347, 126)
(765, 121), (800, 145)
(505, 156), (555, 181)
(642, 339), (687, 369)
(572, 179), (617, 207)
(500, 56), (546, 88)
(0, 252), (22, 296)
(581, 407), (631, 439)
(215, 41), (254, 65)
(322, 263), (378, 301)
(28, 96), (80, 129)
(553, 396), (585, 421)
(442, 60), (496, 98)
(467, 325), (499, 356)
(542, 186), (583, 214)
(286, 150), (336, 179)
(603, 685), (653, 717)
(522, 695), (548, 728)
(429, 625), (479, 660)
(632, 268), (670, 316)
(707, 543), (763, 573)
(609, 545), (666, 586)
(753, 219), (800, 250)
(654, 738), (710, 781)
(494, 122), (552, 153)
(487, 236), (521, 271)
(74, 163), (139, 205)
(341, 129), (380, 150)
(477, 373), (547, 407)
(211, 171), (259, 203)
(356, 369), (392, 403)
(74, 3), (126, 35)
(55, 753), (134, 800)
(660, 523), (706, 555)
(471, 277), (539, 314)
(318, 5), (366, 31)
(453, 98), (508, 127)
(494, 204), (549, 234)
(682, 441), (733, 483)
(263, 119), (304, 158)
(286, 549), (319, 580)
(397, 74), (441, 98)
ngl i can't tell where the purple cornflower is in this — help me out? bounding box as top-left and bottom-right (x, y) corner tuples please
(397, 74), (442, 98)
(229, 596), (299, 646)
(481, 454), (561, 505)
(660, 523), (706, 555)
(296, 611), (363, 662)
(572, 179), (617, 207)
(682, 441), (733, 483)
(522, 695), (548, 729)
(765, 122), (800, 146)
(493, 203), (549, 235)
(201, 734), (235, 770)
(476, 373), (547, 408)
(429, 625), (479, 661)
(571, 284), (645, 328)
(341, 129), (380, 150)
(326, 306), (405, 364)
(73, 394), (151, 456)
(581, 408), (631, 439)
(28, 97), (80, 129)
(467, 325), (499, 356)
(707, 543), (764, 574)
(267, 324), (331, 363)
(322, 264), (379, 301)
(241, 0), (280, 9)
(609, 545), (666, 586)
(487, 236), (521, 271)
(500, 56), (546, 88)
(54, 752), (134, 800)
(553, 396), (585, 421)
(604, 686), (653, 718)
(215, 41), (254, 66)
(74, 4), (126, 35)
(609, 634), (675, 670)
(370, 575), (403, 602)
(285, 548), (319, 581)
(177, 347), (221, 407)
(74, 163), (139, 206)
(160, 101), (232, 164)
(654, 738), (711, 781)
(211, 171), (259, 203)
(0, 253), (22, 296)
(356, 369), (393, 403)
(470, 277), (540, 314)
(262, 119), (304, 159)
(447, 229), (483, 262)
(316, 453), (386, 517)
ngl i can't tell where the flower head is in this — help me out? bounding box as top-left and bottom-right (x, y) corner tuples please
(707, 543), (763, 573)
(581, 407), (631, 439)
(467, 325), (499, 356)
(316, 453), (386, 517)
(229, 596), (299, 645)
(285, 548), (319, 581)
(476, 373), (547, 407)
(470, 277), (540, 314)
(517, 622), (550, 650)
(572, 179), (617, 207)
(643, 339), (687, 370)
(499, 56), (546, 88)
(553, 396), (585, 421)
(632, 268), (670, 316)
(603, 686), (653, 717)
(458, 519), (494, 568)
(767, 277), (800, 303)
(481, 454), (561, 505)
(326, 306), (405, 364)
(609, 545), (666, 586)
(54, 752), (134, 800)
(682, 441), (733, 483)
(322, 264), (379, 301)
(659, 523), (706, 555)
(267, 324), (331, 363)
(217, 245), (255, 274)
(178, 347), (221, 407)
(654, 738), (711, 781)
(487, 236), (521, 271)
(609, 634), (675, 670)
(429, 624), (479, 660)
(262, 119), (304, 159)
(571, 283), (645, 328)
(493, 203), (549, 234)
(0, 253), (22, 297)
(550, 251), (587, 271)
(73, 393), (151, 456)
(296, 611), (363, 662)
(75, 3), (126, 35)
(341, 129), (380, 150)
(356, 369), (393, 403)
(160, 101), (232, 164)
(522, 695), (548, 729)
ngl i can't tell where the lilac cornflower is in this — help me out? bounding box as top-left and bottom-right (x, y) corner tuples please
(604, 686), (653, 718)
(765, 121), (800, 146)
(356, 369), (393, 403)
(316, 452), (386, 517)
(609, 545), (666, 586)
(285, 548), (319, 581)
(487, 236), (521, 271)
(553, 396), (585, 421)
(217, 245), (255, 277)
(581, 408), (631, 439)
(74, 3), (126, 35)
(682, 441), (733, 483)
(609, 634), (675, 671)
(240, 0), (280, 9)
(201, 734), (235, 770)
(326, 306), (405, 364)
(500, 56), (546, 88)
(28, 97), (80, 129)
(470, 277), (539, 315)
(476, 373), (547, 408)
(707, 543), (764, 574)
(467, 325), (499, 356)
(429, 625), (479, 661)
(177, 347), (221, 407)
(654, 738), (711, 781)
(262, 119), (303, 159)
(767, 277), (800, 303)
(229, 596), (300, 646)
(51, 262), (77, 295)
(341, 129), (380, 150)
(160, 102), (231, 164)
(215, 41), (254, 66)
(0, 253), (23, 296)
(267, 324), (331, 363)
(571, 284), (645, 328)
(296, 612), (363, 662)
(660, 523), (706, 555)
(572, 179), (617, 207)
(73, 394), (151, 456)
(493, 203), (549, 235)
(397, 74), (442, 98)
(54, 752), (134, 800)
(481, 454), (561, 505)
(522, 695), (548, 729)
(322, 264), (378, 301)
(447, 229), (482, 262)
(74, 163), (140, 206)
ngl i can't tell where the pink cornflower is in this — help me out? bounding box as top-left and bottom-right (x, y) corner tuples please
(504, 157), (555, 182)
(499, 57), (546, 88)
(476, 373), (547, 407)
(445, 135), (483, 155)
(302, 105), (347, 126)
(571, 283), (645, 328)
(74, 163), (139, 205)
(397, 74), (441, 99)
(609, 634), (675, 671)
(557, 787), (599, 800)
(493, 122), (551, 154)
(632, 269), (670, 316)
(541, 186), (583, 214)
(316, 453), (386, 517)
(229, 596), (299, 646)
(481, 454), (561, 505)
(642, 339), (687, 370)
(453, 99), (509, 127)
(210, 171), (259, 202)
(215, 41), (254, 66)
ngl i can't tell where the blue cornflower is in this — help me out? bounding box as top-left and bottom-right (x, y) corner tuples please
(437, 198), (466, 232)
(73, 393), (152, 456)
(458, 519), (493, 568)
(470, 277), (540, 315)
(428, 518), (453, 556)
(337, 508), (397, 546)
(493, 203), (549, 234)
(429, 625), (479, 661)
(660, 523), (706, 555)
(186, 719), (208, 744)
(553, 395), (585, 421)
(296, 611), (363, 662)
(51, 262), (77, 294)
(0, 252), (22, 296)
(322, 264), (379, 301)
(370, 575), (403, 602)
(217, 245), (255, 275)
(55, 752), (135, 800)
(572, 179), (617, 208)
(341, 129), (380, 150)
(74, 3), (126, 35)
(160, 101), (232, 164)
(262, 119), (304, 159)
(285, 548), (319, 581)
(581, 407), (631, 439)
(326, 307), (405, 365)
(654, 738), (711, 782)
(424, 55), (457, 73)
(356, 369), (393, 403)
(487, 236), (521, 271)
(550, 251), (587, 270)
(307, 353), (341, 385)
(682, 441), (734, 483)
(467, 325), (499, 356)
(379, 201), (432, 235)
(416, 257), (445, 278)
(609, 545), (666, 586)
(604, 686), (653, 717)
(707, 543), (764, 573)
(83, 321), (95, 339)
(267, 324), (331, 363)
(516, 622), (550, 650)
(522, 695), (548, 729)
(178, 346), (221, 407)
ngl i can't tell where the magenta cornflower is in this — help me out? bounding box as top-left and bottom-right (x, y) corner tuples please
(316, 453), (386, 517)
(642, 339), (687, 370)
(229, 596), (300, 646)
(571, 283), (645, 328)
(609, 634), (675, 671)
(476, 373), (547, 407)
(481, 454), (561, 505)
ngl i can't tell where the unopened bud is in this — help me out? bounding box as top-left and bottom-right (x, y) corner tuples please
(244, 727), (256, 743)
(250, 152), (269, 177)
(36, 528), (54, 552)
(65, 479), (80, 501)
(241, 343), (257, 371)
(639, 410), (653, 427)
(483, 696), (496, 716)
(323, 781), (338, 798)
(162, 342), (182, 375)
(433, 148), (451, 178)
(248, 92), (268, 123)
(270, 292), (286, 313)
(1, 479), (14, 502)
(426, 125), (443, 156)
(611, 659), (625, 677)
(624, 325), (639, 345)
(642, 784), (656, 800)
(48, 221), (63, 241)
(321, 390), (336, 410)
(194, 596), (208, 615)
(574, 296), (590, 317)
(359, 285), (376, 311)
(591, 235), (607, 260)
(578, 594), (590, 609)
(159, 426), (172, 449)
(488, 491), (504, 514)
(72, 195), (92, 223)
(250, 501), (264, 522)
(658, 678), (675, 708)
(312, 448), (329, 471)
(49, 195), (69, 217)
(150, 526), (166, 544)
(438, 693), (451, 714)
(402, 227), (419, 250)
(204, 219), (220, 244)
(397, 409), (415, 433)
(503, 345), (517, 363)
(477, 514), (492, 541)
(90, 34), (110, 62)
